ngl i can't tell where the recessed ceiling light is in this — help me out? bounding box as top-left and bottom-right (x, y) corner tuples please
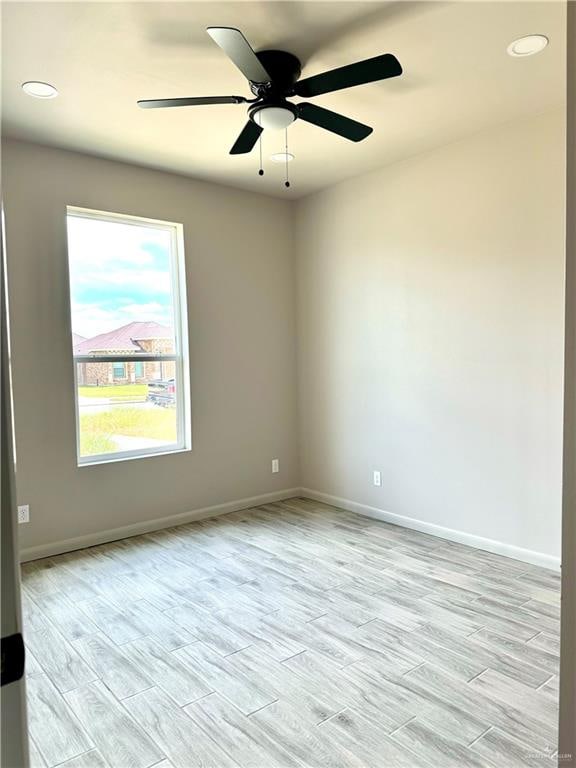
(507, 34), (549, 57)
(22, 81), (58, 99)
(270, 152), (295, 164)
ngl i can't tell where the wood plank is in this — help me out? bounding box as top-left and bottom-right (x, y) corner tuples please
(184, 692), (299, 768)
(121, 599), (198, 651)
(25, 647), (44, 678)
(473, 596), (559, 636)
(26, 674), (94, 766)
(318, 708), (422, 767)
(124, 687), (237, 768)
(28, 737), (47, 768)
(76, 598), (146, 645)
(471, 727), (557, 767)
(355, 619), (483, 680)
(164, 604), (251, 656)
(174, 642), (277, 715)
(223, 644), (342, 725)
(72, 633), (153, 700)
(516, 570), (561, 591)
(21, 593), (50, 633)
(417, 622), (551, 687)
(122, 636), (213, 706)
(64, 681), (163, 768)
(341, 659), (471, 739)
(391, 718), (498, 768)
(281, 650), (358, 712)
(468, 627), (559, 675)
(24, 624), (99, 693)
(467, 669), (558, 726)
(250, 699), (362, 768)
(527, 631), (560, 655)
(404, 663), (556, 752)
(31, 592), (99, 641)
(212, 608), (305, 661)
(57, 750), (110, 768)
(539, 675), (560, 700)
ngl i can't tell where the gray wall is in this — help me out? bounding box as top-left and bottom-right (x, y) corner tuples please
(295, 109), (565, 562)
(3, 108), (566, 566)
(2, 139), (299, 553)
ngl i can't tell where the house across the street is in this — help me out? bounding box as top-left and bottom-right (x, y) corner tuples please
(73, 320), (175, 386)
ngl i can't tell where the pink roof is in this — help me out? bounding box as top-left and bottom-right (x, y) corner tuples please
(72, 333), (86, 348)
(74, 321), (172, 354)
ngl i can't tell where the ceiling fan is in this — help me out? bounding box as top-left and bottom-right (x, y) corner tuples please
(137, 27), (402, 156)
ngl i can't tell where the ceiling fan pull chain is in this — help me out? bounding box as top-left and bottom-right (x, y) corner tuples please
(284, 129), (290, 189)
(258, 134), (264, 176)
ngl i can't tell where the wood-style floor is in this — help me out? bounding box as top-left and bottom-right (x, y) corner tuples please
(21, 497), (560, 768)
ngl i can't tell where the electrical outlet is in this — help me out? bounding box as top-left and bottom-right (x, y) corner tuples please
(272, 459), (280, 474)
(17, 505), (30, 524)
(373, 471), (382, 487)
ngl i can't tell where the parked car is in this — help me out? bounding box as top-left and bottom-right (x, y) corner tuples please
(147, 378), (176, 407)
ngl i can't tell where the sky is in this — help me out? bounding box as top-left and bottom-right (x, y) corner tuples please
(67, 215), (175, 339)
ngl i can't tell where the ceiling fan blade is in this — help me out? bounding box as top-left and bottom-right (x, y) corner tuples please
(297, 103), (372, 142)
(294, 54), (402, 98)
(207, 27), (271, 83)
(138, 96), (247, 109)
(230, 120), (263, 154)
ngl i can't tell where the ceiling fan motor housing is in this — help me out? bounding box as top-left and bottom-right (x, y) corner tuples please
(251, 50), (302, 94)
(247, 50), (301, 129)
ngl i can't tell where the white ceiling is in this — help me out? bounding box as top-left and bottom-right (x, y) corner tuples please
(1, 1), (566, 198)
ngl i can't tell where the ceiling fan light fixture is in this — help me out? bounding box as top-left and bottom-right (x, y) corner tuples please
(252, 106), (296, 131)
(21, 81), (58, 98)
(271, 152), (295, 163)
(507, 34), (548, 57)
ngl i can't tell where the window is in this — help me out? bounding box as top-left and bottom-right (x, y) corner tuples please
(66, 207), (190, 464)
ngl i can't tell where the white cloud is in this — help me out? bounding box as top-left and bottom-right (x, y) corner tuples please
(71, 301), (172, 339)
(67, 213), (175, 338)
(72, 268), (172, 295)
(67, 216), (170, 270)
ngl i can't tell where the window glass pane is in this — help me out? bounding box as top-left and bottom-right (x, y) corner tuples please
(67, 207), (189, 463)
(77, 361), (178, 459)
(67, 214), (176, 351)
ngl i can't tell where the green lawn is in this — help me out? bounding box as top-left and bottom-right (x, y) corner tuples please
(80, 407), (177, 456)
(80, 432), (116, 456)
(78, 384), (147, 401)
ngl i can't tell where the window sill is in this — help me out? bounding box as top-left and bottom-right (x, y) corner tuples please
(78, 445), (191, 468)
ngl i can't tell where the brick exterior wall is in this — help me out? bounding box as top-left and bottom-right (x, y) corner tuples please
(77, 336), (176, 387)
(77, 361), (112, 386)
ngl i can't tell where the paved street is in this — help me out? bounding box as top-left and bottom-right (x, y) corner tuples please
(78, 397), (154, 415)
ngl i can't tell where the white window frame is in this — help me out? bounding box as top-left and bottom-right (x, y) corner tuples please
(66, 206), (191, 466)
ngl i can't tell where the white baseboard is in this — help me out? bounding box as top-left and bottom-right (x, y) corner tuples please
(300, 488), (561, 572)
(19, 488), (302, 563)
(21, 485), (561, 572)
